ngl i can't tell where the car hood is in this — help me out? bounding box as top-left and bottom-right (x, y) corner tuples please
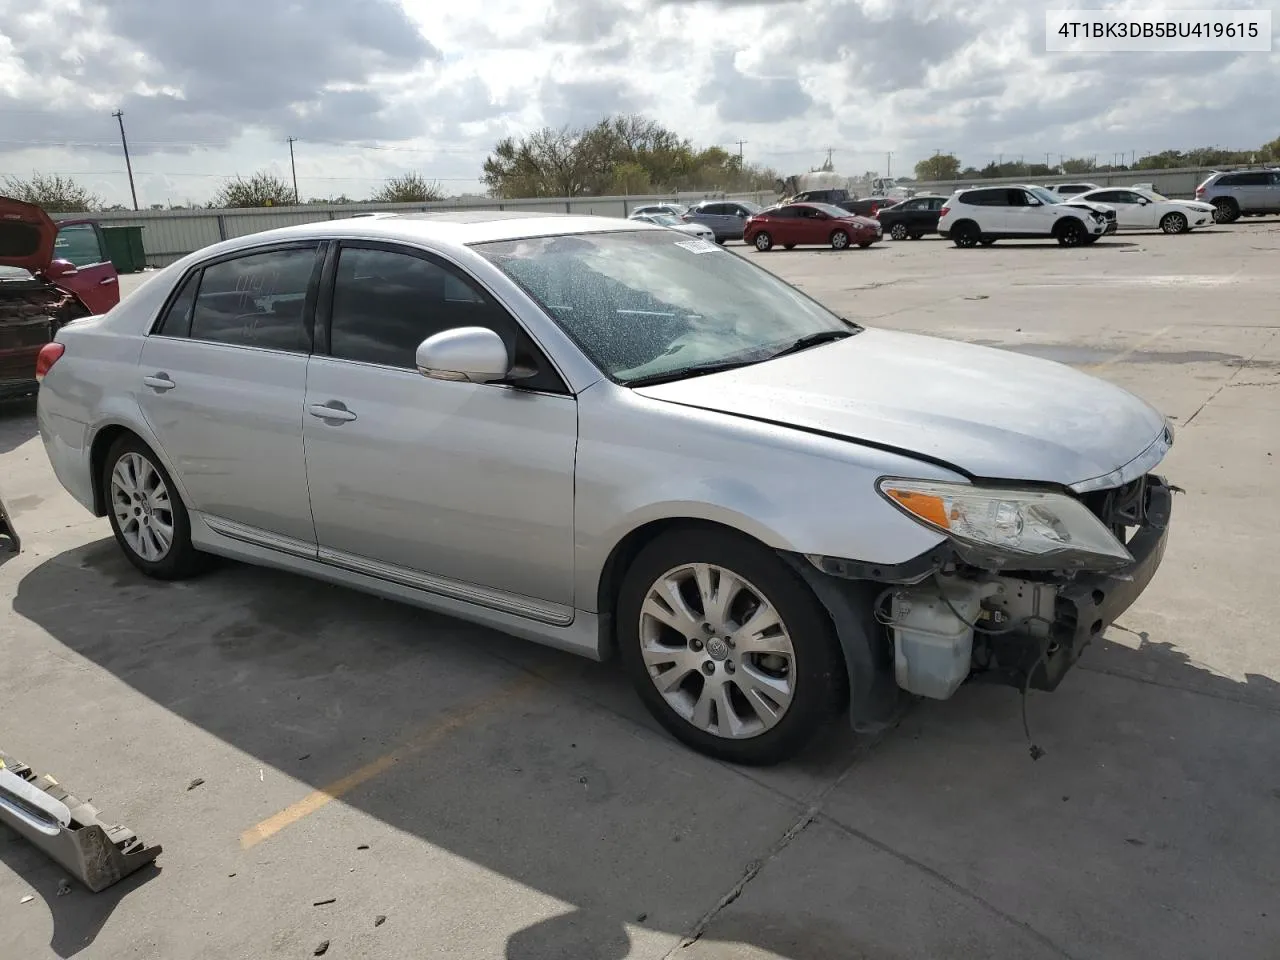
(1061, 199), (1113, 214)
(1177, 200), (1216, 212)
(634, 329), (1168, 489)
(0, 196), (57, 273)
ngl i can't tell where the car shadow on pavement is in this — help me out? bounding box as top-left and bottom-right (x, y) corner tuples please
(9, 540), (1280, 960)
(0, 396), (38, 456)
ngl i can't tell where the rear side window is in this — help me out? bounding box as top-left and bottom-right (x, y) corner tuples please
(154, 271), (200, 338)
(189, 246), (319, 352)
(54, 224), (105, 267)
(960, 189), (1008, 206)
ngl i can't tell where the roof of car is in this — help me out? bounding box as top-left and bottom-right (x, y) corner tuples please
(204, 210), (660, 254)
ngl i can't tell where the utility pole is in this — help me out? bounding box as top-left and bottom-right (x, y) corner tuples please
(734, 139), (747, 162)
(112, 109), (138, 211)
(287, 137), (299, 204)
(886, 151), (893, 177)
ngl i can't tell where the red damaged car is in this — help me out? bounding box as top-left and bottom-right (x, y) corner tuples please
(743, 201), (883, 252)
(1, 197), (120, 399)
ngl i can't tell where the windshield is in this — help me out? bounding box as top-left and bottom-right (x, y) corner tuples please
(646, 213), (679, 226)
(810, 203), (851, 218)
(1028, 186), (1061, 205)
(473, 229), (853, 384)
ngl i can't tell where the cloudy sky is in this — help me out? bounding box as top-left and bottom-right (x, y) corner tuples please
(0, 0), (1275, 207)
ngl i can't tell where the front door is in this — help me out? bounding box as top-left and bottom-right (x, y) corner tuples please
(53, 221), (119, 313)
(302, 242), (578, 618)
(135, 242), (322, 550)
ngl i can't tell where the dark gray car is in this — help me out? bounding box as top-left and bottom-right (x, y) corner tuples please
(1195, 168), (1280, 223)
(682, 200), (763, 242)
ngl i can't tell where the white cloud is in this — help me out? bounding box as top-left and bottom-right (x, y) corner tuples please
(0, 0), (1276, 205)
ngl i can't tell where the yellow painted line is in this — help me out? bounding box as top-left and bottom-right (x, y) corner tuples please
(240, 674), (540, 849)
(1085, 325), (1170, 372)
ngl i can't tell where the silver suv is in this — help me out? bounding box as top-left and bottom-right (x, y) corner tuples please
(1195, 168), (1280, 223)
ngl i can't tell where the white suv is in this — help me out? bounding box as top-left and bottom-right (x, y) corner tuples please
(937, 185), (1116, 248)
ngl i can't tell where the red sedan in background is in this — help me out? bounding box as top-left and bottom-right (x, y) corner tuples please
(1, 197), (120, 399)
(743, 202), (883, 252)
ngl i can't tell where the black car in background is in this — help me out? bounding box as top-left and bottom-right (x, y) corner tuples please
(875, 195), (948, 240)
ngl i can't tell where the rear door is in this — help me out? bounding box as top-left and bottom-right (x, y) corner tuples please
(135, 241), (323, 550)
(1265, 172), (1280, 212)
(52, 221), (119, 313)
(1088, 190), (1146, 228)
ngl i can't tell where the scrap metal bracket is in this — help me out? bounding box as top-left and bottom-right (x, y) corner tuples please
(0, 750), (161, 892)
(0, 485), (20, 554)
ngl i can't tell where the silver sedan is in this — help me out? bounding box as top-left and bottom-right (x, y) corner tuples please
(629, 211), (715, 242)
(36, 211), (1175, 765)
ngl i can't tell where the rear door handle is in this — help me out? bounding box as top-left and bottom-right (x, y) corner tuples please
(308, 402), (357, 422)
(143, 374), (175, 391)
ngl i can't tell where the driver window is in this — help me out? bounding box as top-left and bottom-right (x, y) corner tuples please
(327, 246), (565, 392)
(1007, 189), (1030, 206)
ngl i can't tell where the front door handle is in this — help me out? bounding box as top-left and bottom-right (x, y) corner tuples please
(143, 374), (175, 391)
(308, 402), (357, 422)
(100, 276), (118, 285)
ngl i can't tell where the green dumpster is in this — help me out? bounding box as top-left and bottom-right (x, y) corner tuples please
(100, 225), (147, 273)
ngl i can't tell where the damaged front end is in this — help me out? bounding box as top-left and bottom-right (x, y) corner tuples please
(0, 274), (88, 399)
(884, 474), (1172, 700)
(790, 469), (1173, 733)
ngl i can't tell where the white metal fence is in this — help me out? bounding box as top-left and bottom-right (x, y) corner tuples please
(50, 191), (773, 269)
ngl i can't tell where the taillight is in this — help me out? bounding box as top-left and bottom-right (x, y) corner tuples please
(1195, 185), (1205, 196)
(939, 206), (950, 217)
(35, 342), (65, 382)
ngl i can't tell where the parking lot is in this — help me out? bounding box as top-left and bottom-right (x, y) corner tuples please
(3, 221), (1279, 960)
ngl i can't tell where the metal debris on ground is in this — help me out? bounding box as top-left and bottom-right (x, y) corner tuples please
(20, 894), (33, 904)
(314, 940), (330, 956)
(375, 915), (386, 927)
(0, 749), (162, 892)
(57, 879), (72, 896)
(187, 778), (204, 791)
(313, 898), (336, 906)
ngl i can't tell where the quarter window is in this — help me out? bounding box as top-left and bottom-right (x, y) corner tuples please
(188, 246), (319, 352)
(154, 271), (200, 338)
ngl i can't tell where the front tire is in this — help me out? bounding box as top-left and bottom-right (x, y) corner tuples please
(1160, 211), (1189, 234)
(102, 434), (207, 580)
(1055, 218), (1086, 246)
(617, 529), (845, 765)
(889, 223), (908, 240)
(830, 230), (850, 250)
(753, 231), (773, 252)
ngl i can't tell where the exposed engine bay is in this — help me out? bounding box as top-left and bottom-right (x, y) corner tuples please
(874, 474), (1172, 703)
(0, 275), (89, 388)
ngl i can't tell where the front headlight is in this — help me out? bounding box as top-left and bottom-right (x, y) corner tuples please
(877, 478), (1133, 571)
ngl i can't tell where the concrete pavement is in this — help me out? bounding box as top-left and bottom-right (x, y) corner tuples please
(2, 224), (1278, 959)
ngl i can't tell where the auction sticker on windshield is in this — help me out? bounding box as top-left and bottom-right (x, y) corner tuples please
(674, 239), (720, 254)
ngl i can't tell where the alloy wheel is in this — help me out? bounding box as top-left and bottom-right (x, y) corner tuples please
(830, 230), (849, 250)
(1161, 212), (1187, 234)
(110, 452), (175, 562)
(638, 562), (795, 740)
(890, 223), (908, 240)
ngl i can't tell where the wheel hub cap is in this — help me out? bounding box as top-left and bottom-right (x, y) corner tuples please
(110, 452), (175, 563)
(638, 562), (796, 740)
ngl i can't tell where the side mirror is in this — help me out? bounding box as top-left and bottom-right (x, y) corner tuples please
(415, 327), (510, 384)
(1027, 198), (1042, 206)
(44, 258), (78, 279)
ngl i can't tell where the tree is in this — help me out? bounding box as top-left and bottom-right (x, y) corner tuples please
(2, 173), (99, 212)
(481, 114), (778, 198)
(1059, 156), (1096, 174)
(211, 171), (297, 208)
(369, 173), (444, 203)
(914, 153), (961, 181)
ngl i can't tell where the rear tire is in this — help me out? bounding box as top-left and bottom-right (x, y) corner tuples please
(102, 434), (208, 580)
(1212, 198), (1239, 223)
(617, 528), (846, 766)
(889, 223), (908, 240)
(753, 231), (773, 252)
(951, 222), (980, 248)
(830, 230), (850, 250)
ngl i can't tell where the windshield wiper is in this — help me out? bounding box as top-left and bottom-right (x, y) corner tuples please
(623, 357), (767, 388)
(767, 328), (856, 359)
